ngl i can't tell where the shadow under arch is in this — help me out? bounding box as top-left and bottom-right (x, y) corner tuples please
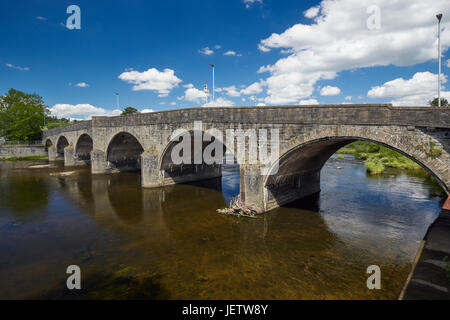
(75, 133), (93, 162)
(264, 136), (448, 210)
(106, 132), (144, 172)
(158, 129), (240, 197)
(56, 136), (69, 158)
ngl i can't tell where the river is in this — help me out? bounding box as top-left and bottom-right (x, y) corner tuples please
(0, 155), (445, 299)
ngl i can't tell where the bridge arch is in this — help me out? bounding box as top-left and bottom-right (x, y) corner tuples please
(56, 136), (69, 158)
(262, 126), (449, 211)
(75, 133), (93, 162)
(44, 139), (53, 152)
(158, 129), (236, 186)
(106, 132), (144, 171)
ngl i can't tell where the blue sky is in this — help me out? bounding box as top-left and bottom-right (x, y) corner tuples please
(1, 0), (449, 119)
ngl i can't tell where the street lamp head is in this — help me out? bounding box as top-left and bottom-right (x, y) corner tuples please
(437, 13), (443, 22)
(210, 64), (214, 68)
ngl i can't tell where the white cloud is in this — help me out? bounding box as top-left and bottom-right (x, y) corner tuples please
(199, 47), (214, 55)
(222, 86), (241, 97)
(5, 63), (30, 71)
(118, 67), (182, 96)
(49, 104), (121, 120)
(344, 96), (352, 101)
(75, 82), (89, 88)
(320, 85), (341, 96)
(141, 109), (155, 113)
(256, 102), (266, 106)
(304, 6), (320, 19)
(299, 98), (319, 105)
(224, 50), (242, 56)
(447, 59), (450, 68)
(240, 80), (264, 95)
(243, 0), (263, 9)
(182, 84), (208, 102)
(214, 45), (222, 49)
(36, 16), (47, 21)
(367, 71), (450, 106)
(257, 0), (450, 104)
(258, 44), (271, 52)
(170, 102), (176, 105)
(202, 97), (235, 107)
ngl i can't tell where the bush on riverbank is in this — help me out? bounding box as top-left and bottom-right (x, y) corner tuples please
(337, 141), (421, 174)
(365, 159), (385, 174)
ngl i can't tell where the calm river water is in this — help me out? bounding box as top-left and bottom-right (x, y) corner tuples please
(0, 155), (445, 299)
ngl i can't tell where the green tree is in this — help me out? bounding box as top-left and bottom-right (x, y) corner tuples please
(43, 115), (72, 130)
(428, 97), (449, 107)
(121, 107), (139, 115)
(0, 89), (48, 141)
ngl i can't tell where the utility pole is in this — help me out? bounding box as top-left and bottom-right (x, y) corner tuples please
(437, 13), (443, 107)
(210, 64), (215, 102)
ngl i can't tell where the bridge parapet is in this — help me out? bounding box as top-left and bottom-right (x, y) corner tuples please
(43, 120), (92, 140)
(73, 105), (450, 128)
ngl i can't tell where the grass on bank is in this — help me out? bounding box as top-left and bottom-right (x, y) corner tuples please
(0, 155), (48, 161)
(337, 141), (421, 174)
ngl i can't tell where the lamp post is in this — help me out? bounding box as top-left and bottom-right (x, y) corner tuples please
(437, 13), (443, 107)
(210, 64), (215, 102)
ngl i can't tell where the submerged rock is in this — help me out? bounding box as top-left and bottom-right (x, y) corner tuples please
(28, 164), (51, 169)
(50, 171), (75, 177)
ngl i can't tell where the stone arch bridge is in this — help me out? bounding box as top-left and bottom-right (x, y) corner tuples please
(43, 104), (450, 213)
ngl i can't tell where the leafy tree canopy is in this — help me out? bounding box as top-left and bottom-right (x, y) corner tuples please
(121, 107), (139, 115)
(0, 88), (48, 141)
(428, 97), (449, 107)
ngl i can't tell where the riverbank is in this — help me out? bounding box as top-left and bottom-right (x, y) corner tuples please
(0, 155), (48, 161)
(0, 145), (46, 160)
(337, 141), (422, 174)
